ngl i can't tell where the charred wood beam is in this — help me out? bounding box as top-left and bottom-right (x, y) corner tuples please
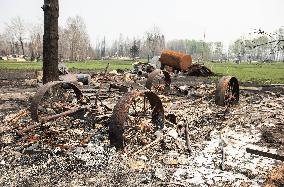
(246, 148), (284, 161)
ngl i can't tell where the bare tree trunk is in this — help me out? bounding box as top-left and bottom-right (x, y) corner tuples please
(10, 42), (15, 54)
(20, 37), (25, 56)
(42, 0), (59, 84)
(71, 42), (74, 61)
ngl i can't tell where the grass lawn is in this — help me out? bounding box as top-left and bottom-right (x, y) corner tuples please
(1, 60), (284, 84)
(67, 60), (133, 71)
(205, 62), (284, 84)
(0, 60), (134, 71)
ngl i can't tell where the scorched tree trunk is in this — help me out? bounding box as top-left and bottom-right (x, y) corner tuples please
(42, 0), (59, 84)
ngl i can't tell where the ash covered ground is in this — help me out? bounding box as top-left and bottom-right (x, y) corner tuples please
(0, 70), (284, 187)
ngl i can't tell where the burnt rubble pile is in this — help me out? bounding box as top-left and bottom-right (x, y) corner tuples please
(0, 69), (284, 186)
(0, 65), (284, 186)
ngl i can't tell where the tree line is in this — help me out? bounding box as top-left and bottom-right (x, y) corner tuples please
(0, 16), (93, 61)
(0, 16), (283, 62)
(228, 28), (284, 63)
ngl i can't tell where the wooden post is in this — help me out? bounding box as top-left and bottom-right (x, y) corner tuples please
(42, 0), (59, 84)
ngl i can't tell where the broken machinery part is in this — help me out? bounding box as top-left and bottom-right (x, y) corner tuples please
(145, 69), (171, 93)
(215, 76), (239, 106)
(30, 81), (84, 123)
(109, 90), (165, 149)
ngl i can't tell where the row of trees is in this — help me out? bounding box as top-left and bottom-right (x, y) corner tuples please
(0, 17), (167, 61)
(166, 40), (224, 62)
(95, 26), (166, 60)
(161, 27), (284, 63)
(0, 16), (94, 61)
(229, 28), (284, 62)
(1, 16), (283, 62)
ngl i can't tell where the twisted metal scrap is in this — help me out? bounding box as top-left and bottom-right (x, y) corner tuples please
(215, 76), (239, 106)
(145, 69), (171, 92)
(109, 90), (165, 149)
(30, 81), (83, 122)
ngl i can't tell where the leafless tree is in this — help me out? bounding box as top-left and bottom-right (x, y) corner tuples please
(6, 17), (26, 56)
(0, 33), (11, 56)
(248, 29), (284, 51)
(0, 34), (5, 56)
(28, 23), (43, 61)
(212, 42), (224, 62)
(145, 26), (165, 58)
(58, 26), (70, 60)
(230, 28), (284, 62)
(64, 16), (90, 61)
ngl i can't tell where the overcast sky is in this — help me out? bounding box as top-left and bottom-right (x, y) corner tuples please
(0, 0), (283, 47)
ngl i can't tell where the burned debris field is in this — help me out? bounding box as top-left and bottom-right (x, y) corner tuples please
(0, 56), (284, 186)
(0, 0), (284, 185)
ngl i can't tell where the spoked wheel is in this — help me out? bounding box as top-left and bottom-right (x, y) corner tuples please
(109, 90), (164, 151)
(145, 69), (171, 93)
(30, 81), (84, 123)
(215, 76), (239, 106)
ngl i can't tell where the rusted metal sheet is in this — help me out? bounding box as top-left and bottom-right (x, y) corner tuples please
(30, 81), (83, 122)
(215, 76), (239, 106)
(145, 69), (171, 92)
(109, 90), (165, 149)
(159, 50), (192, 71)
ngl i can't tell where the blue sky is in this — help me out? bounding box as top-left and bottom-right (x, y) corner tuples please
(0, 0), (283, 47)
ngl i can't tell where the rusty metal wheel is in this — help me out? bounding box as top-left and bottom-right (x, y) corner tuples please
(30, 81), (84, 122)
(109, 90), (164, 150)
(215, 76), (239, 106)
(145, 69), (171, 93)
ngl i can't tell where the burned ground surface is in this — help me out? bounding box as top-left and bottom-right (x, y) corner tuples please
(0, 70), (284, 187)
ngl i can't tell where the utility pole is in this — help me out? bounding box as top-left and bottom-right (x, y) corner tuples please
(42, 0), (59, 84)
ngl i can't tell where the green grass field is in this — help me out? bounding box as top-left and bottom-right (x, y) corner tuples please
(205, 62), (284, 84)
(0, 60), (133, 71)
(1, 60), (284, 84)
